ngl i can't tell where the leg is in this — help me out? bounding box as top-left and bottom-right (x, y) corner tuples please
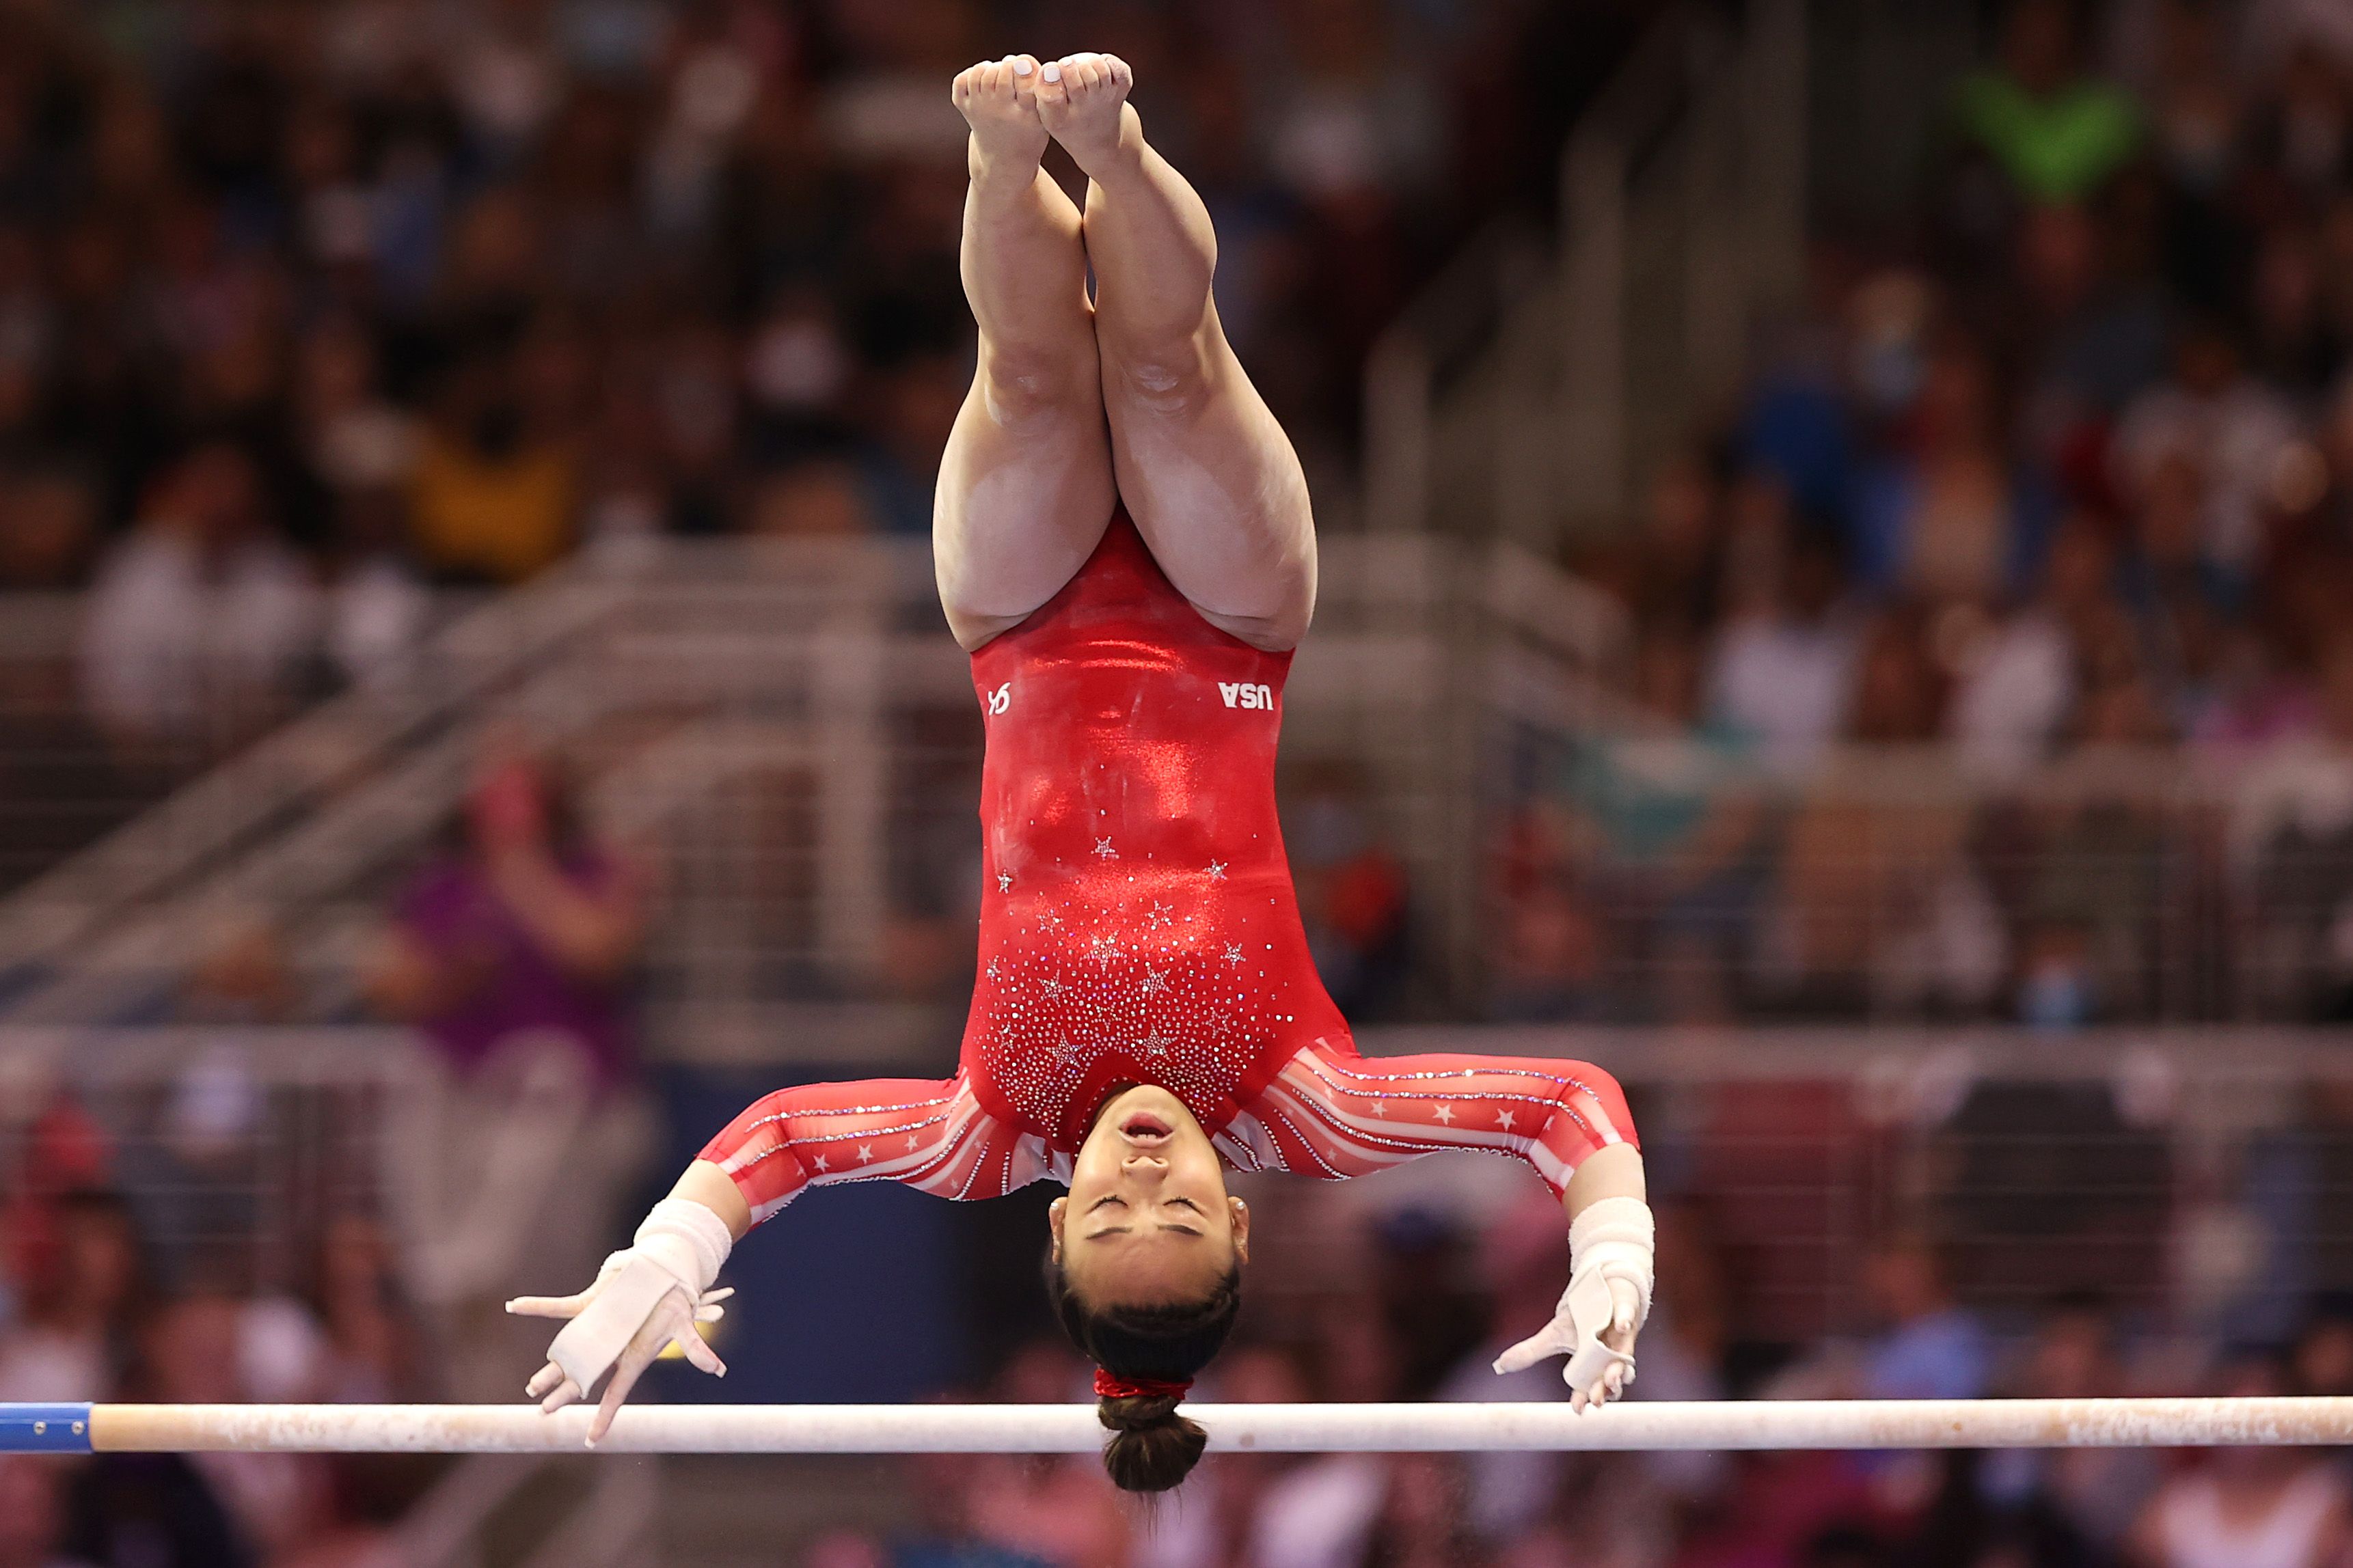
(936, 56), (1118, 651)
(1035, 55), (1314, 652)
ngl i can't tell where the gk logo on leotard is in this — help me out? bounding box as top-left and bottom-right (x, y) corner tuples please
(1219, 682), (1274, 711)
(987, 683), (1012, 716)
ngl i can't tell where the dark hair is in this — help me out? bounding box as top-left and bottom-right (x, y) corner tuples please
(1046, 1256), (1241, 1494)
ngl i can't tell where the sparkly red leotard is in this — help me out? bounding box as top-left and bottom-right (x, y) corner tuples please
(703, 514), (1635, 1224)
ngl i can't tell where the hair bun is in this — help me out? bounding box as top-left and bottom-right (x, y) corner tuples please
(1097, 1392), (1182, 1431)
(1096, 1394), (1208, 1492)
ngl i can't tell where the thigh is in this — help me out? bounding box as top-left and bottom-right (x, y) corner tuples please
(934, 370), (1119, 650)
(1098, 328), (1315, 650)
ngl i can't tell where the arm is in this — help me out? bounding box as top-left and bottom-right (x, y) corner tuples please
(1251, 1043), (1650, 1407)
(1248, 1043), (1640, 1198)
(486, 845), (646, 981)
(509, 1071), (1032, 1441)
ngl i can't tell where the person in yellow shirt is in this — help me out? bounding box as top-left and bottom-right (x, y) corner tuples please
(409, 367), (577, 583)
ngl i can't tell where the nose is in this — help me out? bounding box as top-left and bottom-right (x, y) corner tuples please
(1121, 1154), (1169, 1185)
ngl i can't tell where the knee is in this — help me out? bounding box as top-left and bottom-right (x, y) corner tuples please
(979, 346), (1102, 426)
(1105, 333), (1220, 415)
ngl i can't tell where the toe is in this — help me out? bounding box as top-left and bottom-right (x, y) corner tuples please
(1105, 53), (1133, 90)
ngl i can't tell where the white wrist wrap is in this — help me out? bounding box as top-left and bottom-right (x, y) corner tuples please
(545, 1200), (732, 1395)
(636, 1198), (732, 1296)
(1568, 1196), (1655, 1333)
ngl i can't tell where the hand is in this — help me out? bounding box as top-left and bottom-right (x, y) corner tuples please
(1493, 1271), (1645, 1412)
(508, 1255), (733, 1444)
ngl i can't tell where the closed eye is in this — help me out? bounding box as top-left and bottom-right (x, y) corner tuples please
(1089, 1195), (1126, 1213)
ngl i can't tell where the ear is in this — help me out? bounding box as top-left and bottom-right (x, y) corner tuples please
(1048, 1196), (1067, 1263)
(1228, 1196), (1250, 1263)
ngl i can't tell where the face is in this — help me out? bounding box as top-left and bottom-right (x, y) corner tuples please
(1050, 1085), (1248, 1309)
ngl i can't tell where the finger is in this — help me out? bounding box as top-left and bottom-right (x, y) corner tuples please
(700, 1287), (735, 1305)
(1491, 1331), (1567, 1376)
(526, 1361), (567, 1401)
(506, 1293), (591, 1319)
(536, 1373), (584, 1414)
(692, 1302), (726, 1324)
(1607, 1278), (1642, 1338)
(678, 1328), (727, 1379)
(588, 1346), (654, 1446)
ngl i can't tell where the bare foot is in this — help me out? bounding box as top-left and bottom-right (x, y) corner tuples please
(1035, 52), (1140, 181)
(952, 55), (1048, 182)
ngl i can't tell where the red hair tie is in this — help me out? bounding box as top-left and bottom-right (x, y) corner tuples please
(1094, 1368), (1192, 1401)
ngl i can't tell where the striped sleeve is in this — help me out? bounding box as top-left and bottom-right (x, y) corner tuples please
(698, 1071), (1059, 1226)
(1226, 1039), (1637, 1198)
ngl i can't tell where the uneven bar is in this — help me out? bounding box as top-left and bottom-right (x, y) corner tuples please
(0, 1399), (2337, 1455)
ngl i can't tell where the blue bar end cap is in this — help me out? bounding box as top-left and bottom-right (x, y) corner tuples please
(0, 1404), (93, 1453)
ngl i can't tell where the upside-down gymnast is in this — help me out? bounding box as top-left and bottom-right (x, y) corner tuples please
(510, 51), (1655, 1494)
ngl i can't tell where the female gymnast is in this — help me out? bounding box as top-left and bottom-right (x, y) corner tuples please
(511, 51), (1655, 1494)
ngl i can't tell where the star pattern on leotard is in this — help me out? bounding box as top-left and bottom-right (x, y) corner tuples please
(1206, 861), (1227, 881)
(998, 872), (1013, 892)
(1141, 967), (1167, 995)
(1094, 837), (1117, 859)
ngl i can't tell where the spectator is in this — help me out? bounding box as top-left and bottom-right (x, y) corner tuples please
(0, 1457), (96, 1568)
(63, 1297), (263, 1568)
(1953, 0), (2143, 206)
(1286, 759), (1411, 1021)
(79, 443), (318, 747)
(1851, 332), (2049, 605)
(366, 736), (649, 1394)
(407, 345), (577, 583)
(1978, 1295), (2162, 1560)
(1861, 1235), (1992, 1402)
(1704, 522), (1860, 774)
(368, 739), (644, 1088)
(0, 1188), (148, 1404)
(0, 462), (96, 590)
(2127, 1351), (2352, 1568)
(2112, 317), (2302, 599)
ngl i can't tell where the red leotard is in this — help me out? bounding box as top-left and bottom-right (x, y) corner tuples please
(703, 514), (1635, 1224)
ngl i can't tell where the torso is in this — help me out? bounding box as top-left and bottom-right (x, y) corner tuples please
(960, 512), (1352, 1151)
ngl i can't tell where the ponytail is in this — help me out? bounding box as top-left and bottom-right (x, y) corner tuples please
(1047, 1256), (1241, 1494)
(1097, 1390), (1208, 1493)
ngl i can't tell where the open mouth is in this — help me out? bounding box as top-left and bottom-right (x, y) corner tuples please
(1119, 1111), (1173, 1144)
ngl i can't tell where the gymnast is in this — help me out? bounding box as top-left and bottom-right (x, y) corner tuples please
(510, 51), (1654, 1494)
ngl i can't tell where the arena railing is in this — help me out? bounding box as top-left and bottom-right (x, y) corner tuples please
(1363, 0), (1807, 549)
(0, 532), (1625, 1033)
(7, 1020), (2353, 1445)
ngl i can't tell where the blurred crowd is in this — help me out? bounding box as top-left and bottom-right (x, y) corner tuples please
(0, 0), (1609, 750)
(789, 1202), (2353, 1568)
(0, 1105), (434, 1568)
(1499, 0), (2353, 1031)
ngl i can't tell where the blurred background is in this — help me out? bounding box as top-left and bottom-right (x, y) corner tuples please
(1, 0), (2353, 1563)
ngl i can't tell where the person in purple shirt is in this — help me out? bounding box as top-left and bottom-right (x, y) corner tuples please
(369, 743), (644, 1090)
(366, 740), (650, 1397)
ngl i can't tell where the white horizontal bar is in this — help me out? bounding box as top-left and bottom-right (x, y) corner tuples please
(73, 1399), (2353, 1455)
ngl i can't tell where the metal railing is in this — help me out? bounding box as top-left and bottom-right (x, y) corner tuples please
(1363, 0), (1808, 549)
(0, 534), (1627, 1038)
(1491, 730), (2353, 1026)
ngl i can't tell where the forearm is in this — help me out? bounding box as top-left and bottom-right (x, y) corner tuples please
(670, 1159), (750, 1241)
(1564, 1142), (1646, 1221)
(493, 853), (643, 978)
